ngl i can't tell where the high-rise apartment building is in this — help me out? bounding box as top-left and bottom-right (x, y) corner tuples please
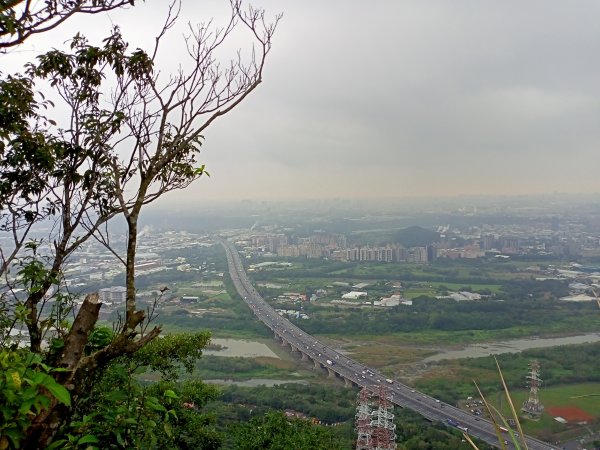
(98, 286), (127, 304)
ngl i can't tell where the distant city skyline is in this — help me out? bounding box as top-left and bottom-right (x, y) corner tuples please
(5, 1), (600, 204)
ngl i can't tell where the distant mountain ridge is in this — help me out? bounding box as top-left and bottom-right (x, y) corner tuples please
(393, 226), (439, 247)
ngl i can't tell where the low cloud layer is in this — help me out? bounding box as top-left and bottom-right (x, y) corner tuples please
(10, 0), (600, 202)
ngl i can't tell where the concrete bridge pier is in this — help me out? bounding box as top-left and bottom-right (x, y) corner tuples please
(313, 360), (321, 370)
(326, 367), (336, 379)
(344, 377), (353, 388)
(301, 352), (309, 361)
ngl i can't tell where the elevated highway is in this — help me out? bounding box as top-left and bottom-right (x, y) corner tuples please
(219, 238), (555, 450)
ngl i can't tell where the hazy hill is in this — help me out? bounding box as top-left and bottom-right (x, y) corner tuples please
(393, 226), (439, 247)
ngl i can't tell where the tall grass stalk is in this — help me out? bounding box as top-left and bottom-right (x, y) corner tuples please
(465, 357), (530, 450)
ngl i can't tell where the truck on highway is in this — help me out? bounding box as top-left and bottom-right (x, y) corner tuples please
(385, 379), (393, 384)
(447, 419), (468, 433)
(326, 359), (333, 365)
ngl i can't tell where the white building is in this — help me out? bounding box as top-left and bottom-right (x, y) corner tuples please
(99, 286), (127, 304)
(379, 294), (402, 307)
(341, 291), (368, 300)
(437, 291), (482, 301)
(559, 293), (596, 302)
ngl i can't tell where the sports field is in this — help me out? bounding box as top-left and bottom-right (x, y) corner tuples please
(497, 383), (600, 435)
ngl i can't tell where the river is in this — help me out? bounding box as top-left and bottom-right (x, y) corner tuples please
(204, 338), (280, 358)
(205, 378), (308, 387)
(202, 339), (313, 387)
(205, 334), (600, 366)
(423, 333), (600, 362)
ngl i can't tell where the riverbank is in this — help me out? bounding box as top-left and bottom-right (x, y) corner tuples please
(423, 332), (600, 362)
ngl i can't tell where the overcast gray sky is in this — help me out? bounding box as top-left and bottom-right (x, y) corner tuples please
(10, 1), (600, 203)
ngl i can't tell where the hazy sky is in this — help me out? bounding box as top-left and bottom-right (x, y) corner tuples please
(8, 1), (600, 204)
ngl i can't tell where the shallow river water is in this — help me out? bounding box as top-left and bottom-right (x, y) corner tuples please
(204, 333), (600, 367)
(204, 338), (279, 358)
(204, 378), (307, 387)
(423, 332), (600, 362)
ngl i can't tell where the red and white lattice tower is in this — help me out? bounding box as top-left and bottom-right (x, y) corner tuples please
(370, 385), (397, 450)
(355, 386), (397, 450)
(355, 387), (374, 450)
(522, 360), (544, 418)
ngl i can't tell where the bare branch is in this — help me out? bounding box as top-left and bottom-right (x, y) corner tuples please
(1, 0), (135, 50)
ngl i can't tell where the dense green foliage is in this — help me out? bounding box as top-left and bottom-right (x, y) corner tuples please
(241, 255), (593, 341)
(228, 411), (344, 450)
(192, 355), (302, 381)
(50, 332), (223, 449)
(204, 384), (496, 449)
(293, 296), (595, 336)
(0, 350), (71, 448)
(395, 409), (491, 450)
(216, 383), (357, 424)
(158, 272), (272, 338)
(249, 257), (507, 284)
(470, 342), (600, 387)
(159, 307), (271, 338)
(204, 383), (357, 448)
(416, 342), (600, 403)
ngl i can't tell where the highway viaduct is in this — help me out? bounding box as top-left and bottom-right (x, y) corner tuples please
(218, 238), (556, 450)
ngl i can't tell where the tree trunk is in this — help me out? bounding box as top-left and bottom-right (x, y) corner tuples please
(125, 215), (138, 329)
(24, 293), (102, 448)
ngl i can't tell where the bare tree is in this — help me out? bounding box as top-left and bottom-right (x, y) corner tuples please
(0, 1), (280, 446)
(0, 0), (136, 49)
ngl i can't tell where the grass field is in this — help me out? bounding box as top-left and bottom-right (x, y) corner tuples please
(207, 292), (231, 301)
(427, 281), (502, 292)
(508, 383), (600, 417)
(343, 341), (435, 369)
(494, 383), (600, 437)
(325, 327), (559, 347)
(191, 356), (314, 382)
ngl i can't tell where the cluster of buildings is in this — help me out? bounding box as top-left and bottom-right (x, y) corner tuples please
(443, 218), (600, 259)
(327, 282), (413, 308)
(243, 216), (600, 264)
(0, 230), (220, 318)
(554, 269), (600, 302)
(244, 233), (433, 263)
(243, 232), (499, 264)
(57, 230), (214, 288)
(334, 246), (429, 263)
(250, 233), (347, 259)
